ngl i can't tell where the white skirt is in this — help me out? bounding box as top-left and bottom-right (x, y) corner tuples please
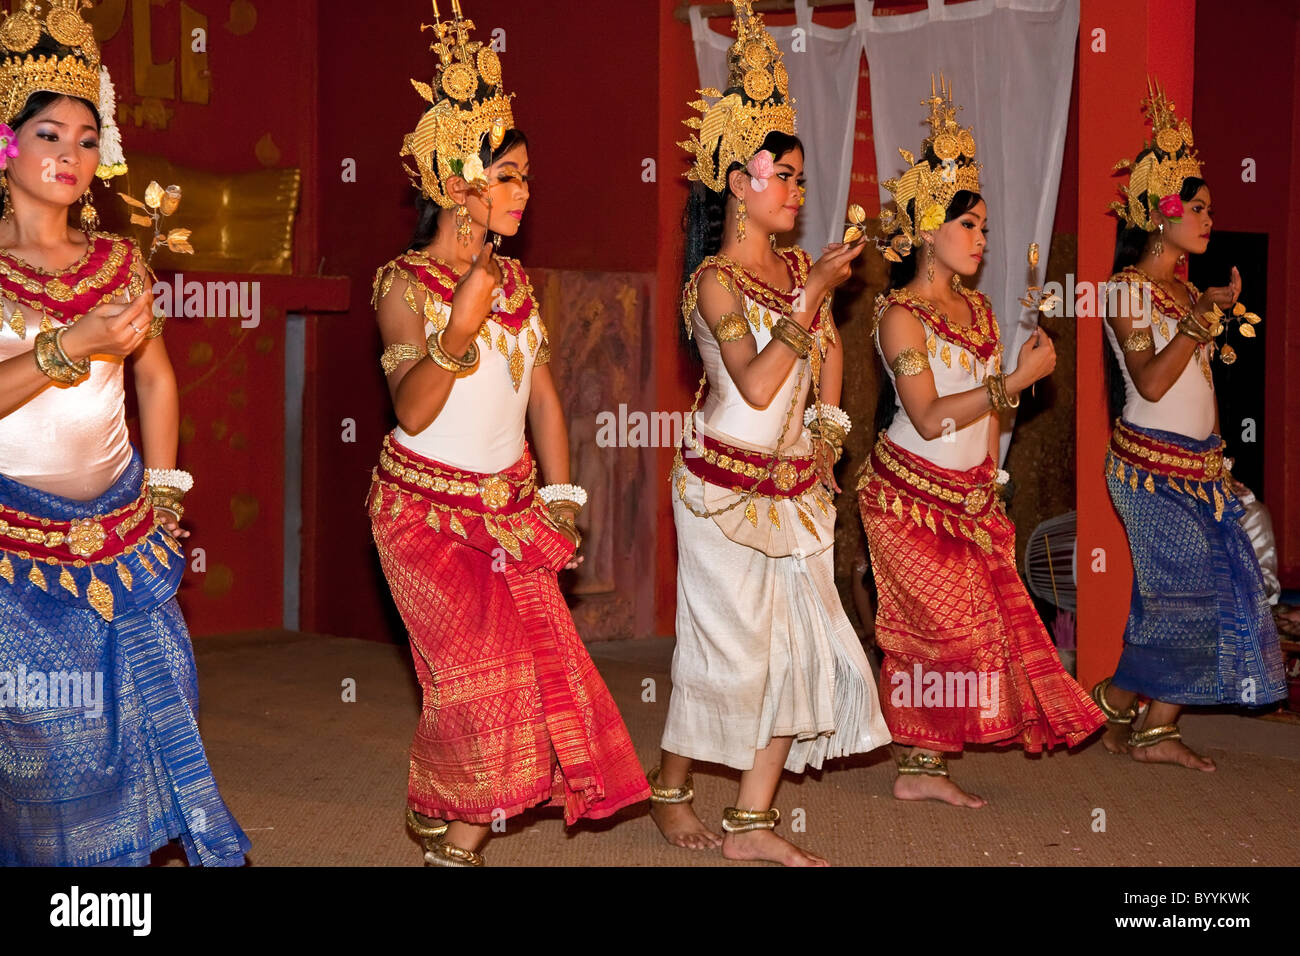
(662, 476), (892, 773)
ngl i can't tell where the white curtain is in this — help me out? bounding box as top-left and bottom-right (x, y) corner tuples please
(859, 0), (1079, 461)
(688, 0), (862, 252)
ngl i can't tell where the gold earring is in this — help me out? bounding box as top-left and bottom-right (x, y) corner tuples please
(736, 197), (748, 242)
(951, 273), (962, 292)
(1, 171), (10, 222)
(455, 204), (471, 246)
(1153, 223), (1164, 258)
(926, 242), (935, 283)
(79, 189), (98, 232)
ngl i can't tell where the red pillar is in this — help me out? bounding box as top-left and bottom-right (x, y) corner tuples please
(1076, 0), (1196, 689)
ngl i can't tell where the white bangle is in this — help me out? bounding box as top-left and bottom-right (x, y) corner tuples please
(537, 483), (587, 509)
(146, 468), (194, 493)
(803, 403), (851, 435)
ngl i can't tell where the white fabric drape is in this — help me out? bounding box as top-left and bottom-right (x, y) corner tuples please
(688, 0), (862, 252)
(859, 0), (1079, 450)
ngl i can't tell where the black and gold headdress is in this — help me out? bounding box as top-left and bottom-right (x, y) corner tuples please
(679, 0), (796, 193)
(401, 0), (515, 209)
(876, 74), (981, 261)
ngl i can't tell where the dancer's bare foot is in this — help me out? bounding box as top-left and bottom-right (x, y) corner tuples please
(1130, 738), (1216, 771)
(893, 773), (987, 808)
(650, 801), (723, 850)
(1101, 722), (1132, 755)
(721, 828), (828, 866)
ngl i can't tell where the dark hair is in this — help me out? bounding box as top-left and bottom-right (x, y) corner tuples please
(407, 127), (529, 252)
(873, 185), (985, 435)
(678, 129), (803, 358)
(9, 90), (102, 133)
(1103, 169), (1208, 418)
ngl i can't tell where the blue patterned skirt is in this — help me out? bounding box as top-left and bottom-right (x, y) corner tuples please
(1106, 420), (1286, 707)
(0, 453), (249, 866)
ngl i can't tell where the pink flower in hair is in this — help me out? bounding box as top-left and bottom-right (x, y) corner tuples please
(0, 124), (17, 169)
(746, 150), (775, 192)
(1157, 193), (1184, 221)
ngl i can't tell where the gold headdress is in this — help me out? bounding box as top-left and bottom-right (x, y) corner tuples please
(1109, 78), (1201, 232)
(679, 0), (796, 193)
(401, 0), (514, 209)
(876, 74), (981, 262)
(0, 1), (126, 179)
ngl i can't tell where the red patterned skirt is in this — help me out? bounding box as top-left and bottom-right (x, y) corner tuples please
(368, 435), (649, 824)
(857, 435), (1104, 752)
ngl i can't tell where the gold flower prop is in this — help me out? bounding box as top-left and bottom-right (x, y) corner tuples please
(1019, 241), (1060, 315)
(119, 182), (193, 265)
(842, 203), (867, 244)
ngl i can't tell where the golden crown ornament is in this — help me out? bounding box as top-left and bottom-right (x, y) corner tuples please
(0, 1), (126, 180)
(679, 0), (796, 193)
(400, 0), (514, 209)
(1109, 78), (1202, 232)
(876, 74), (981, 262)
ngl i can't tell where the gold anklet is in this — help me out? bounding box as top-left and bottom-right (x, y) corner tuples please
(1128, 723), (1181, 748)
(1092, 677), (1137, 725)
(647, 766), (695, 804)
(424, 840), (486, 867)
(896, 751), (949, 777)
(405, 807), (449, 841)
(721, 807), (779, 833)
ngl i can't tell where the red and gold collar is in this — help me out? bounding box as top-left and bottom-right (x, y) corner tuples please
(0, 233), (139, 326)
(876, 285), (1000, 361)
(399, 251), (538, 334)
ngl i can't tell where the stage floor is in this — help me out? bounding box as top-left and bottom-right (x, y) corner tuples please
(186, 630), (1300, 867)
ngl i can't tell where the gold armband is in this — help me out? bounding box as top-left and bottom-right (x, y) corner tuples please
(714, 312), (750, 343)
(1121, 330), (1154, 353)
(536, 338), (551, 366)
(890, 347), (929, 377)
(380, 343), (423, 375)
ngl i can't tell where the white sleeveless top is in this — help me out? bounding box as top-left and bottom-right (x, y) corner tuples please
(374, 253), (547, 474)
(1102, 267), (1215, 441)
(874, 287), (1000, 472)
(0, 233), (140, 502)
(689, 249), (820, 452)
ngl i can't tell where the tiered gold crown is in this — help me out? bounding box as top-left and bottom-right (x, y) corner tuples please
(679, 0), (796, 193)
(876, 74), (981, 261)
(400, 0), (515, 209)
(0, 1), (126, 179)
(1109, 78), (1202, 232)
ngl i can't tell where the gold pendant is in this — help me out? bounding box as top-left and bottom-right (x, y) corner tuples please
(116, 561), (134, 590)
(909, 501), (922, 527)
(7, 307), (24, 339)
(795, 504), (819, 540)
(1143, 473), (1155, 493)
(768, 503), (780, 529)
(152, 542), (170, 568)
(496, 330), (508, 358)
(924, 508), (937, 534)
(940, 343), (952, 367)
(87, 573), (114, 622)
(448, 513), (467, 539)
(59, 567), (78, 597)
(891, 495), (904, 521)
(745, 500), (758, 528)
(942, 514), (955, 536)
(0, 554), (11, 584)
(508, 342), (524, 391)
(424, 505), (441, 532)
(527, 328), (538, 354)
(138, 551), (156, 576)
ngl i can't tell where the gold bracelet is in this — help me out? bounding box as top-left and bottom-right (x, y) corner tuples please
(1121, 329), (1154, 353)
(426, 331), (480, 375)
(985, 372), (1019, 411)
(770, 317), (812, 358)
(34, 329), (89, 385)
(1176, 313), (1213, 344)
(381, 343), (423, 375)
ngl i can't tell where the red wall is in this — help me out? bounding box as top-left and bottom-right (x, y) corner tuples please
(1193, 0), (1299, 585)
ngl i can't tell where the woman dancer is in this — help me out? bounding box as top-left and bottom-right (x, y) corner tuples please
(857, 76), (1104, 808)
(651, 0), (891, 867)
(369, 2), (648, 867)
(0, 1), (248, 865)
(1094, 81), (1286, 768)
